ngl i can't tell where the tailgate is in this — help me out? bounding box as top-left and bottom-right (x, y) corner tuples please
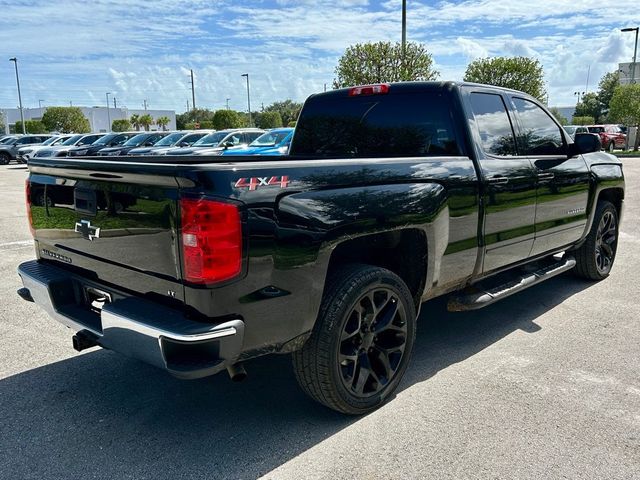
(27, 160), (185, 302)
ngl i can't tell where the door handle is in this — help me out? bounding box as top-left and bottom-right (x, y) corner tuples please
(537, 172), (555, 180)
(487, 176), (509, 185)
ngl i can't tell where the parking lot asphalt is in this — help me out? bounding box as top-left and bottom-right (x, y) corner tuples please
(0, 160), (639, 480)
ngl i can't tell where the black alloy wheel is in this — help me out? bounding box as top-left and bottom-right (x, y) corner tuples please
(574, 200), (619, 280)
(0, 153), (10, 165)
(594, 209), (617, 276)
(338, 287), (408, 397)
(293, 264), (416, 414)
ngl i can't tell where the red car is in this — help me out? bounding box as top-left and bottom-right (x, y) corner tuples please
(587, 125), (626, 152)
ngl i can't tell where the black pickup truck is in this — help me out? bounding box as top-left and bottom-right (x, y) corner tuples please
(18, 82), (624, 414)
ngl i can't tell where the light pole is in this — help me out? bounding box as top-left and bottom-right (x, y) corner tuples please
(622, 27), (639, 84)
(9, 58), (25, 134)
(226, 98), (230, 110)
(241, 73), (252, 127)
(105, 92), (111, 131)
(574, 91), (585, 104)
(38, 99), (44, 109)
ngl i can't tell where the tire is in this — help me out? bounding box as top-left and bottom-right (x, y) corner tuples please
(292, 264), (416, 414)
(608, 141), (615, 153)
(574, 201), (619, 280)
(0, 153), (10, 165)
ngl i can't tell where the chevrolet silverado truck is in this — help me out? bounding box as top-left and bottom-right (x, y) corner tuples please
(17, 82), (624, 414)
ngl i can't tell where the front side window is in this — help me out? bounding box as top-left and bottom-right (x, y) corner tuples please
(513, 98), (565, 156)
(469, 92), (517, 156)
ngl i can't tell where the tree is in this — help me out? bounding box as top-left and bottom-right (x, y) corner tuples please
(571, 116), (595, 125)
(111, 119), (131, 132)
(156, 116), (170, 131)
(333, 41), (438, 88)
(464, 56), (546, 100)
(596, 71), (620, 122)
(41, 107), (90, 133)
(609, 84), (640, 151)
(574, 92), (601, 121)
(176, 108), (214, 129)
(139, 114), (154, 131)
(548, 107), (568, 126)
(212, 109), (242, 130)
(256, 111), (283, 129)
(264, 100), (303, 126)
(14, 120), (47, 133)
(130, 114), (141, 131)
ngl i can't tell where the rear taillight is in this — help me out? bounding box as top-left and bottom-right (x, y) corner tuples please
(180, 198), (242, 284)
(348, 83), (390, 96)
(25, 179), (34, 237)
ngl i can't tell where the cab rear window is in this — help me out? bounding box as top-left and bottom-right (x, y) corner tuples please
(291, 92), (461, 157)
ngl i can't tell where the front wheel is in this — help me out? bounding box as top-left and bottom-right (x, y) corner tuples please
(573, 201), (619, 280)
(293, 265), (416, 414)
(0, 153), (10, 165)
(608, 141), (615, 153)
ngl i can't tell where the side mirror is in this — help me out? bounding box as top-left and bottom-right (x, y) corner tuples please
(223, 140), (235, 148)
(180, 141), (189, 147)
(570, 133), (601, 156)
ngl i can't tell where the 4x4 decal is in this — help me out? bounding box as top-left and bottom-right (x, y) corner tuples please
(235, 176), (290, 191)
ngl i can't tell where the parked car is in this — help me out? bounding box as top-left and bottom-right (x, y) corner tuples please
(586, 124), (626, 152)
(67, 132), (138, 157)
(97, 132), (168, 156)
(563, 125), (590, 139)
(17, 135), (74, 163)
(33, 133), (106, 158)
(222, 128), (294, 156)
(0, 134), (52, 164)
(165, 129), (264, 156)
(20, 81), (624, 414)
(128, 131), (210, 155)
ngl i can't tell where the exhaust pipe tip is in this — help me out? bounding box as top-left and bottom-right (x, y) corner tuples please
(72, 330), (99, 352)
(226, 363), (247, 382)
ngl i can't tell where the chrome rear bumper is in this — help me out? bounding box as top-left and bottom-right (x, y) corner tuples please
(18, 260), (245, 379)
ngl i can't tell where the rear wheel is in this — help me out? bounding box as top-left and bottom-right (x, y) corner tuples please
(608, 141), (615, 153)
(574, 201), (619, 280)
(293, 264), (416, 414)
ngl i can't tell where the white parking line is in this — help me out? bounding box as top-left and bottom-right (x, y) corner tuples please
(0, 240), (33, 250)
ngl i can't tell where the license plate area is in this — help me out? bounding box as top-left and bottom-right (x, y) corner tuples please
(83, 286), (112, 314)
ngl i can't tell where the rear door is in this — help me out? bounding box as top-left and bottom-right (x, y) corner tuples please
(464, 89), (538, 273)
(509, 96), (590, 256)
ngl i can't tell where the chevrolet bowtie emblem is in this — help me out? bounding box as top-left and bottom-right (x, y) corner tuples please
(74, 220), (100, 241)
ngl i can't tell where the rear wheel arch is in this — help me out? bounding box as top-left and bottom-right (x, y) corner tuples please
(324, 229), (428, 310)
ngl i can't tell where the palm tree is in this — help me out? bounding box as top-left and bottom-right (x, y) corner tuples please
(130, 113), (141, 131)
(156, 116), (170, 131)
(139, 114), (153, 131)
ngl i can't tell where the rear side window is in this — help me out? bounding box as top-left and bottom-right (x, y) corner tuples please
(469, 93), (517, 156)
(291, 92), (461, 157)
(513, 98), (564, 156)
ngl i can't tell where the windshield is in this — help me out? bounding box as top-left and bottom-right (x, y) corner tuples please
(153, 132), (183, 146)
(250, 130), (292, 147)
(1, 137), (18, 145)
(93, 133), (120, 146)
(61, 135), (84, 145)
(193, 132), (227, 147)
(564, 127), (577, 134)
(41, 137), (58, 146)
(123, 134), (150, 147)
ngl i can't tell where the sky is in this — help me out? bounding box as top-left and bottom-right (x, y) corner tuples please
(1, 0), (639, 113)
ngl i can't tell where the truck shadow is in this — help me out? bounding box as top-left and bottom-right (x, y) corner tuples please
(0, 274), (595, 479)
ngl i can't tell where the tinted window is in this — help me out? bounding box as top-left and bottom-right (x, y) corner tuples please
(291, 92), (461, 157)
(513, 98), (565, 156)
(469, 93), (517, 156)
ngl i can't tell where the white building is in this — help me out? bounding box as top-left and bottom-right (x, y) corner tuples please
(1, 106), (176, 134)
